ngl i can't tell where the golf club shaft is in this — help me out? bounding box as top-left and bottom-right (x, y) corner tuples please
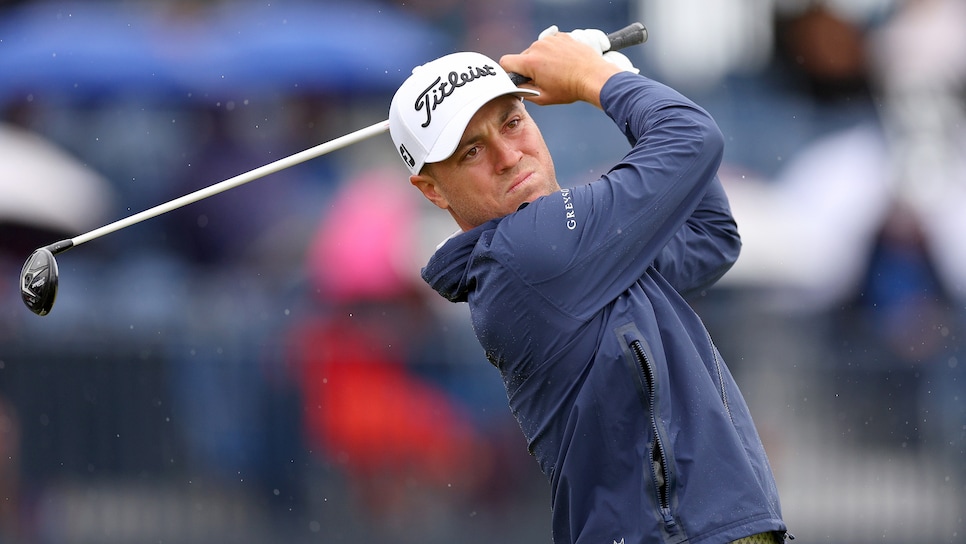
(48, 23), (648, 256)
(51, 119), (390, 255)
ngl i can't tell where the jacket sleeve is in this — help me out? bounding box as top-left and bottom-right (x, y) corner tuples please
(495, 71), (735, 317)
(602, 72), (739, 297)
(652, 175), (741, 297)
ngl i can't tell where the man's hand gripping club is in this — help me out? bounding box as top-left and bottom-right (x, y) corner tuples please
(500, 26), (641, 109)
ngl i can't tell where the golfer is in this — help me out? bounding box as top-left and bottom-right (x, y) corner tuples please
(389, 27), (789, 544)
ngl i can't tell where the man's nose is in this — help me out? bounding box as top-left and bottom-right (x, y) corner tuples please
(493, 137), (523, 172)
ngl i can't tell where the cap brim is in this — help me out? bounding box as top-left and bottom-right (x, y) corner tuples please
(423, 88), (540, 166)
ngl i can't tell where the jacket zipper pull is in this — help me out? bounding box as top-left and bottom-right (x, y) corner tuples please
(661, 507), (676, 528)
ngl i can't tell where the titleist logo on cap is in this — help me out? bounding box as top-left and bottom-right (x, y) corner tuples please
(415, 64), (499, 128)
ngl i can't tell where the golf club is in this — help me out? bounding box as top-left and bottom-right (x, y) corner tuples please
(19, 119), (389, 316)
(20, 22), (648, 316)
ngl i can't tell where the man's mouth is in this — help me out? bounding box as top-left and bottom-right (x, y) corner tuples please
(507, 172), (533, 194)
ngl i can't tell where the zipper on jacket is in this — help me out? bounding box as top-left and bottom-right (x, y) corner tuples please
(629, 339), (676, 528)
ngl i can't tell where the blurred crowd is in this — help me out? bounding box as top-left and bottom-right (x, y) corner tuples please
(1, 0), (965, 543)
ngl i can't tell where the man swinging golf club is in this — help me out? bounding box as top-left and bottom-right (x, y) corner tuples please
(389, 26), (790, 544)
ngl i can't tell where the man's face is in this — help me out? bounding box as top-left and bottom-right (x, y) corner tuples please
(410, 95), (558, 231)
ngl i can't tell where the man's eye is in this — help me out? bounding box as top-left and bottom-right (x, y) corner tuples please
(463, 146), (480, 159)
(507, 118), (520, 130)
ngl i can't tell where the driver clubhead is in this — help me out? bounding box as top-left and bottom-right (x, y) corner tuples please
(21, 247), (59, 316)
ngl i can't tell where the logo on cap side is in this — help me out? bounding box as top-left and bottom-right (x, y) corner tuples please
(399, 144), (416, 169)
(414, 64), (499, 128)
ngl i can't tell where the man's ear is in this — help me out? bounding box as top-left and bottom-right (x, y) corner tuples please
(410, 173), (450, 211)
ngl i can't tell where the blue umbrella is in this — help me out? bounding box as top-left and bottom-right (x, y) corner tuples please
(0, 0), (450, 103)
(0, 1), (185, 102)
(182, 1), (450, 97)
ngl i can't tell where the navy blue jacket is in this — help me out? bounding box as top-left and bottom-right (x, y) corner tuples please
(422, 72), (786, 544)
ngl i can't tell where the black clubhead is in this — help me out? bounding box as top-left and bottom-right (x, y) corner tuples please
(21, 247), (59, 316)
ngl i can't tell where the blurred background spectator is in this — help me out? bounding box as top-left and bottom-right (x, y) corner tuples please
(0, 0), (964, 542)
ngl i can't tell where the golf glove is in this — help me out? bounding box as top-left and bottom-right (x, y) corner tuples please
(538, 25), (640, 74)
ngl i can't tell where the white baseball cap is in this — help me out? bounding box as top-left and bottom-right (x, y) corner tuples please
(389, 52), (539, 175)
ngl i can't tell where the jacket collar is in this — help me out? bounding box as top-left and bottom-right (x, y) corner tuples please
(420, 216), (503, 302)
